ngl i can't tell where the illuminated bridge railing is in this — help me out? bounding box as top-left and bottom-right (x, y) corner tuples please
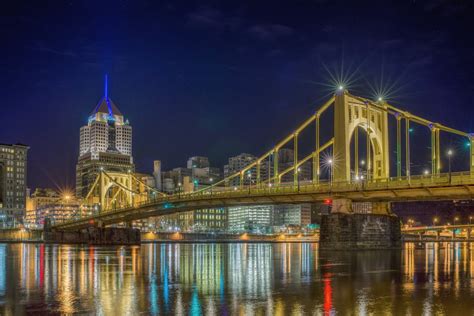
(54, 171), (474, 229)
(102, 171), (474, 210)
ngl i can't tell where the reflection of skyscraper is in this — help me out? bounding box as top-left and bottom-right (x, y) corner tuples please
(76, 76), (134, 198)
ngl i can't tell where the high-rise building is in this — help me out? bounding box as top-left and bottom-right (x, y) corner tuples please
(153, 160), (162, 191)
(0, 143), (29, 226)
(224, 153), (257, 186)
(76, 76), (134, 198)
(187, 156), (210, 169)
(277, 148), (312, 183)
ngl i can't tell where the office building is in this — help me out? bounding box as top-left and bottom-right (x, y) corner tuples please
(227, 205), (274, 233)
(0, 143), (29, 226)
(277, 148), (312, 183)
(76, 77), (134, 198)
(187, 156), (210, 169)
(224, 153), (257, 186)
(273, 204), (311, 231)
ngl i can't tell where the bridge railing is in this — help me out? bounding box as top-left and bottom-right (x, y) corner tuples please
(54, 170), (474, 229)
(108, 170), (474, 208)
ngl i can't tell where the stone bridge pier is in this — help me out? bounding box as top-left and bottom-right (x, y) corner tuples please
(319, 199), (401, 249)
(43, 218), (141, 245)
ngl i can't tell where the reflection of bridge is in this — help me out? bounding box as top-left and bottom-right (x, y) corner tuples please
(54, 90), (474, 231)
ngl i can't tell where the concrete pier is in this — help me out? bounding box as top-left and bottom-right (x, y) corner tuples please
(319, 213), (401, 250)
(43, 226), (141, 245)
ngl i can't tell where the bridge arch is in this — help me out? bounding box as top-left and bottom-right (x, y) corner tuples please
(334, 91), (389, 182)
(99, 172), (133, 211)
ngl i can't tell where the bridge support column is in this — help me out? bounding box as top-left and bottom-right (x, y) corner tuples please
(371, 202), (391, 215)
(468, 229), (471, 240)
(437, 231), (440, 240)
(331, 198), (352, 213)
(319, 212), (401, 249)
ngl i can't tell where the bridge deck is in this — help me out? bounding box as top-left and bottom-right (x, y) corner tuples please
(55, 171), (474, 230)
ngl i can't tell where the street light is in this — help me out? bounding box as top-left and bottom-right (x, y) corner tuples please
(470, 216), (473, 224)
(360, 159), (365, 180)
(209, 177), (213, 194)
(433, 217), (439, 226)
(328, 159), (333, 185)
(447, 149), (453, 183)
(178, 182), (182, 198)
(454, 216), (459, 225)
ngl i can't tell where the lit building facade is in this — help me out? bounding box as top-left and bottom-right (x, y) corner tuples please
(25, 188), (61, 226)
(156, 208), (227, 232)
(34, 201), (93, 227)
(0, 143), (29, 226)
(227, 205), (274, 233)
(76, 77), (134, 198)
(157, 156), (225, 231)
(224, 153), (257, 186)
(273, 204), (312, 231)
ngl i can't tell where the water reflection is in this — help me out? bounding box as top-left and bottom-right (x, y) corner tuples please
(0, 242), (474, 314)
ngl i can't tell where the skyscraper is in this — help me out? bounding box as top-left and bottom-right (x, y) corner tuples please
(0, 143), (28, 226)
(76, 76), (134, 198)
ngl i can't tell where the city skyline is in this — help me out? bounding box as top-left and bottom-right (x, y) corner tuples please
(1, 1), (474, 189)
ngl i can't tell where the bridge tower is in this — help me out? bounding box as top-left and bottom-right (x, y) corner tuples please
(99, 171), (133, 210)
(333, 90), (390, 183)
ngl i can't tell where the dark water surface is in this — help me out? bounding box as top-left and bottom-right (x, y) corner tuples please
(1, 242), (474, 315)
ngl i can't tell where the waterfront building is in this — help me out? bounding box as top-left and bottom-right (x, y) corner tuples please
(24, 188), (92, 227)
(157, 157), (226, 231)
(0, 143), (29, 226)
(35, 200), (92, 227)
(227, 205), (274, 233)
(273, 204), (311, 232)
(76, 77), (134, 198)
(25, 188), (61, 226)
(156, 208), (227, 232)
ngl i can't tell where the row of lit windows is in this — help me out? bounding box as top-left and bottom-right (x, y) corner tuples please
(195, 214), (225, 220)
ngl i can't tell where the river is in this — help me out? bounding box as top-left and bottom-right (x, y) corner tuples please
(0, 242), (473, 314)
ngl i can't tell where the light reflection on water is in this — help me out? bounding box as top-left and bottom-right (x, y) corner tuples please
(0, 242), (474, 314)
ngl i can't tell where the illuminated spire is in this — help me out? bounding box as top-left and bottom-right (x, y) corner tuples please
(105, 74), (108, 100)
(90, 75), (123, 117)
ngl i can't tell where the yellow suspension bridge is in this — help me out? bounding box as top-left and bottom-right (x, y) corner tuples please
(54, 90), (474, 231)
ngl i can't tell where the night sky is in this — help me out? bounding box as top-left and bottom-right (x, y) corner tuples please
(1, 0), (474, 191)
